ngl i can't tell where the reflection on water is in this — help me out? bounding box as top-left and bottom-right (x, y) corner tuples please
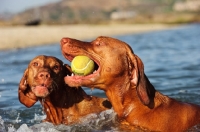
(0, 24), (200, 131)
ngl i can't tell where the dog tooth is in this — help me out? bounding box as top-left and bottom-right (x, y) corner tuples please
(71, 73), (74, 76)
(93, 70), (97, 73)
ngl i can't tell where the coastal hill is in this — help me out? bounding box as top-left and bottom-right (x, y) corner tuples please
(1, 0), (200, 25)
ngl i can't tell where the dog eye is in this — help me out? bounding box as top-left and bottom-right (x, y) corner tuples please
(33, 62), (39, 66)
(95, 41), (105, 46)
(53, 65), (59, 70)
(94, 41), (101, 46)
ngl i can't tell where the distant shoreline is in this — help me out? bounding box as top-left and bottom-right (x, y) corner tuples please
(0, 24), (178, 51)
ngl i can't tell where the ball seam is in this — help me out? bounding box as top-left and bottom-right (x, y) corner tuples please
(72, 60), (93, 71)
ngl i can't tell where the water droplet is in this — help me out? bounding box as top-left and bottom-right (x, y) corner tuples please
(41, 98), (45, 112)
(15, 113), (21, 123)
(90, 88), (94, 95)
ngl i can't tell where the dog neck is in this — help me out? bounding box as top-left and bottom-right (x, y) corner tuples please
(50, 83), (89, 108)
(105, 79), (156, 119)
(39, 83), (90, 124)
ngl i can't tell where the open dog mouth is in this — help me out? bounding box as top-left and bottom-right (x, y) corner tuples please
(32, 84), (52, 98)
(63, 53), (100, 87)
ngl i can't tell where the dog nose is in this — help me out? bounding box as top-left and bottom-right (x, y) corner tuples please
(38, 71), (50, 79)
(60, 38), (70, 46)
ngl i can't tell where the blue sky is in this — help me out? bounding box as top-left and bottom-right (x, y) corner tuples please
(0, 0), (61, 13)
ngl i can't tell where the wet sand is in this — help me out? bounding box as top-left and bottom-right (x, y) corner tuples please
(0, 24), (175, 50)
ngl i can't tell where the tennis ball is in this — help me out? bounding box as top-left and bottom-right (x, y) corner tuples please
(71, 56), (95, 76)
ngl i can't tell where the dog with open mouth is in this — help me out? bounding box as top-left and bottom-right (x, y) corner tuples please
(18, 55), (112, 125)
(61, 36), (200, 131)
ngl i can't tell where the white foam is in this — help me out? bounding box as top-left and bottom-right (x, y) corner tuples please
(0, 116), (6, 132)
(16, 109), (118, 132)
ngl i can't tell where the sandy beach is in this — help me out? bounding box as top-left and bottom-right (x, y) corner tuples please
(0, 24), (176, 50)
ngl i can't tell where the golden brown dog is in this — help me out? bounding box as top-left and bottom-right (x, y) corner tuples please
(18, 55), (111, 125)
(61, 36), (200, 131)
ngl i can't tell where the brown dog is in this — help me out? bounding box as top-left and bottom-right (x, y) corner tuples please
(18, 55), (111, 125)
(61, 36), (200, 131)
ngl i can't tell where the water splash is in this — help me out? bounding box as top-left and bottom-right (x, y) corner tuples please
(17, 124), (33, 132)
(0, 116), (6, 132)
(30, 114), (46, 124)
(1, 109), (200, 131)
(15, 113), (21, 123)
(90, 88), (94, 96)
(18, 109), (117, 132)
(7, 124), (16, 132)
(41, 98), (46, 116)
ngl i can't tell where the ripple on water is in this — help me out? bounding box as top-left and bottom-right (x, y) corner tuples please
(0, 24), (200, 131)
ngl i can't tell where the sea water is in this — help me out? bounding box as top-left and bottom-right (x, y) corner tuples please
(0, 24), (200, 131)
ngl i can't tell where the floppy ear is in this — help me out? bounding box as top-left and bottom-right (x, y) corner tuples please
(18, 68), (38, 108)
(129, 54), (155, 105)
(63, 64), (73, 76)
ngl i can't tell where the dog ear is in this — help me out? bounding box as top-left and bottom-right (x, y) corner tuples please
(19, 68), (28, 92)
(63, 64), (73, 76)
(18, 68), (38, 108)
(129, 54), (155, 105)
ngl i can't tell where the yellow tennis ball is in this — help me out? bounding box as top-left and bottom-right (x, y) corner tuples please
(71, 56), (95, 76)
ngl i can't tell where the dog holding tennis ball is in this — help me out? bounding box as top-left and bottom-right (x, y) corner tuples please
(71, 56), (95, 76)
(61, 36), (200, 131)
